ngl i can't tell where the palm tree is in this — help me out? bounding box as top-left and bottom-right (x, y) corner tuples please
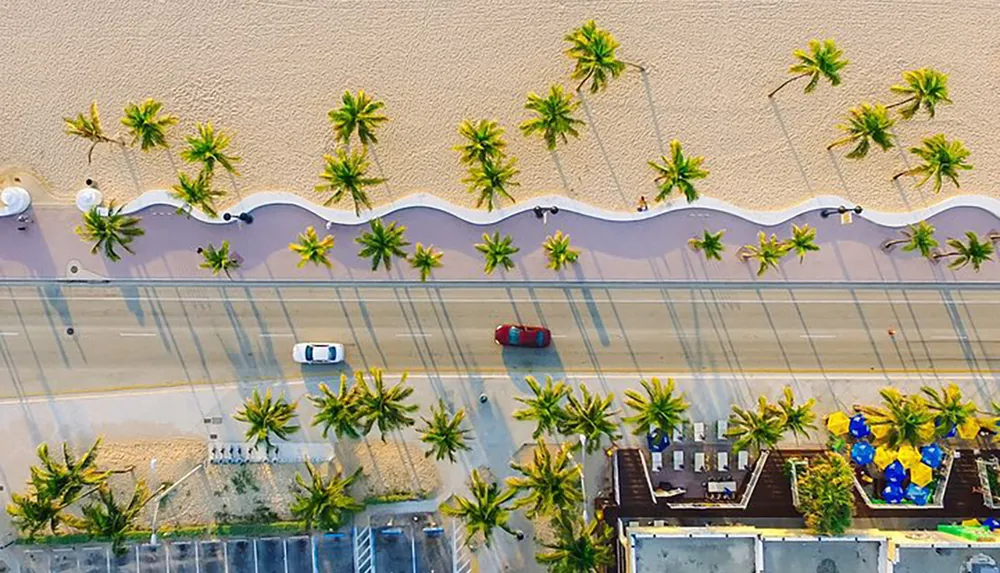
(289, 226), (335, 269)
(180, 122), (241, 175)
(892, 134), (973, 193)
(6, 490), (66, 540)
(171, 169), (225, 218)
(535, 512), (613, 573)
(28, 440), (109, 504)
(768, 39), (847, 98)
(514, 375), (570, 440)
(921, 383), (978, 439)
(564, 20), (643, 93)
(827, 103), (896, 159)
(316, 148), (385, 217)
(507, 441), (583, 519)
(418, 400), (471, 463)
(454, 119), (507, 164)
(648, 140), (709, 203)
(309, 374), (363, 440)
(622, 377), (689, 443)
(520, 85), (585, 150)
(860, 388), (935, 449)
(933, 232), (995, 272)
(75, 482), (154, 556)
(688, 229), (726, 261)
(475, 232), (519, 275)
(290, 462), (364, 531)
(727, 397), (785, 453)
(561, 384), (621, 454)
(75, 201), (145, 262)
(63, 101), (123, 163)
(888, 68), (952, 119)
(785, 223), (820, 263)
(328, 90), (388, 147)
(440, 469), (517, 548)
(355, 218), (410, 271)
(354, 368), (418, 441)
(198, 241), (240, 279)
(882, 221), (938, 258)
(409, 243), (443, 282)
(233, 388), (300, 450)
(739, 232), (789, 276)
(776, 387), (817, 441)
(120, 99), (178, 151)
(462, 156), (519, 212)
(543, 230), (580, 271)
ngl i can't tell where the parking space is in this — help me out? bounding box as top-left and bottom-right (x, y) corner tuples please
(111, 547), (138, 573)
(138, 544), (167, 573)
(415, 525), (451, 573)
(21, 551), (47, 573)
(166, 543), (196, 573)
(51, 549), (76, 573)
(198, 541), (225, 573)
(226, 540), (252, 573)
(286, 537), (312, 573)
(81, 547), (108, 573)
(255, 538), (284, 573)
(316, 532), (354, 573)
(374, 524), (413, 573)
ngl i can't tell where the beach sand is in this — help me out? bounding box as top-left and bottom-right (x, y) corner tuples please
(1, 0), (997, 214)
(93, 438), (439, 529)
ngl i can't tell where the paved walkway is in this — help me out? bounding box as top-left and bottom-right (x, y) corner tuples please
(3, 203), (1000, 283)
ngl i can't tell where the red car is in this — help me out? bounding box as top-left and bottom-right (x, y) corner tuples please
(494, 324), (552, 348)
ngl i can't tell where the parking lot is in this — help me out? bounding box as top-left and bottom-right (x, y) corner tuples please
(7, 521), (454, 573)
(12, 533), (357, 573)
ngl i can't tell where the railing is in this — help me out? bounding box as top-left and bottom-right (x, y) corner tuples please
(975, 457), (998, 509)
(635, 450), (658, 504)
(852, 451), (954, 510)
(666, 451), (770, 510)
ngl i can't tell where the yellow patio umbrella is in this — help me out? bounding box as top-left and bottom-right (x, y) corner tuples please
(911, 462), (934, 487)
(958, 417), (980, 440)
(898, 443), (921, 469)
(870, 423), (890, 441)
(874, 446), (897, 469)
(826, 412), (850, 436)
(918, 421), (937, 444)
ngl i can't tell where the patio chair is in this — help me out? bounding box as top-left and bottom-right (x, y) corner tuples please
(694, 452), (706, 473)
(672, 425), (684, 442)
(694, 422), (706, 442)
(651, 451), (664, 472)
(717, 420), (728, 440)
(738, 450), (749, 470)
(718, 451), (729, 471)
(673, 450), (684, 470)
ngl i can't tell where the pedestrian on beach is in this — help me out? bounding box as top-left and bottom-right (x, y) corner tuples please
(637, 195), (649, 212)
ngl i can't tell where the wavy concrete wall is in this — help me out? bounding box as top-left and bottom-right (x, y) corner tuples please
(112, 190), (1000, 229)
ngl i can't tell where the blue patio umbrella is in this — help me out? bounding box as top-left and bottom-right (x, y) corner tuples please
(646, 429), (669, 453)
(849, 414), (871, 439)
(882, 483), (905, 504)
(920, 443), (944, 469)
(851, 440), (875, 465)
(906, 483), (929, 505)
(984, 517), (1000, 531)
(935, 417), (957, 438)
(885, 460), (907, 484)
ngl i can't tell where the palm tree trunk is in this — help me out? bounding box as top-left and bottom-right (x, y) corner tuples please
(892, 168), (915, 181)
(621, 60), (646, 72)
(826, 136), (853, 151)
(576, 70), (595, 93)
(881, 238), (909, 252)
(768, 73), (810, 98)
(932, 251), (957, 261)
(886, 96), (916, 110)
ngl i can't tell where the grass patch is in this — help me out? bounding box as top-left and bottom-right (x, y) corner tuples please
(364, 490), (429, 505)
(16, 521), (309, 547)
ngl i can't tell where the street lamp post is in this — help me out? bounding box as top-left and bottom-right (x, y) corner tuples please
(820, 205), (863, 219)
(579, 434), (588, 524)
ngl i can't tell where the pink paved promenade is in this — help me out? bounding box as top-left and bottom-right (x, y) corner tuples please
(2, 203), (999, 283)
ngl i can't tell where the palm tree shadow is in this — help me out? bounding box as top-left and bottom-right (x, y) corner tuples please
(826, 149), (852, 198)
(640, 70), (666, 156)
(578, 93), (629, 209)
(368, 147), (394, 203)
(768, 99), (814, 195)
(549, 150), (574, 196)
(116, 146), (144, 197)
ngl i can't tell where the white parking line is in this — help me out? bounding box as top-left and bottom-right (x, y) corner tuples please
(0, 331), (19, 336)
(260, 333), (293, 338)
(396, 332), (432, 338)
(931, 335), (968, 340)
(800, 334), (837, 339)
(119, 332), (156, 337)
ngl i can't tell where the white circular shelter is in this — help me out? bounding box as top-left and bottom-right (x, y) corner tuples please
(76, 187), (103, 211)
(0, 186), (31, 216)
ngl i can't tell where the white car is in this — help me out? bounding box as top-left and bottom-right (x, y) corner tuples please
(292, 342), (345, 364)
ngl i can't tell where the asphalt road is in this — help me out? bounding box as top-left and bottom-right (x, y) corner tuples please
(0, 284), (997, 396)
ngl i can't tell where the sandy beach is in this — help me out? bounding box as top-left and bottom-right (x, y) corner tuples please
(1, 0), (998, 214)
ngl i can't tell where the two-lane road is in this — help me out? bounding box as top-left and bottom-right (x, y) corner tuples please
(0, 283), (997, 396)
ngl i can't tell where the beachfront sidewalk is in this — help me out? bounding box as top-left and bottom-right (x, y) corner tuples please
(3, 201), (1000, 283)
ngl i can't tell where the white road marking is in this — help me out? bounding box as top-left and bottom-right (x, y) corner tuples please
(260, 333), (293, 338)
(119, 332), (156, 337)
(0, 331), (20, 336)
(800, 334), (837, 339)
(396, 332), (431, 338)
(551, 334), (568, 338)
(931, 335), (968, 340)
